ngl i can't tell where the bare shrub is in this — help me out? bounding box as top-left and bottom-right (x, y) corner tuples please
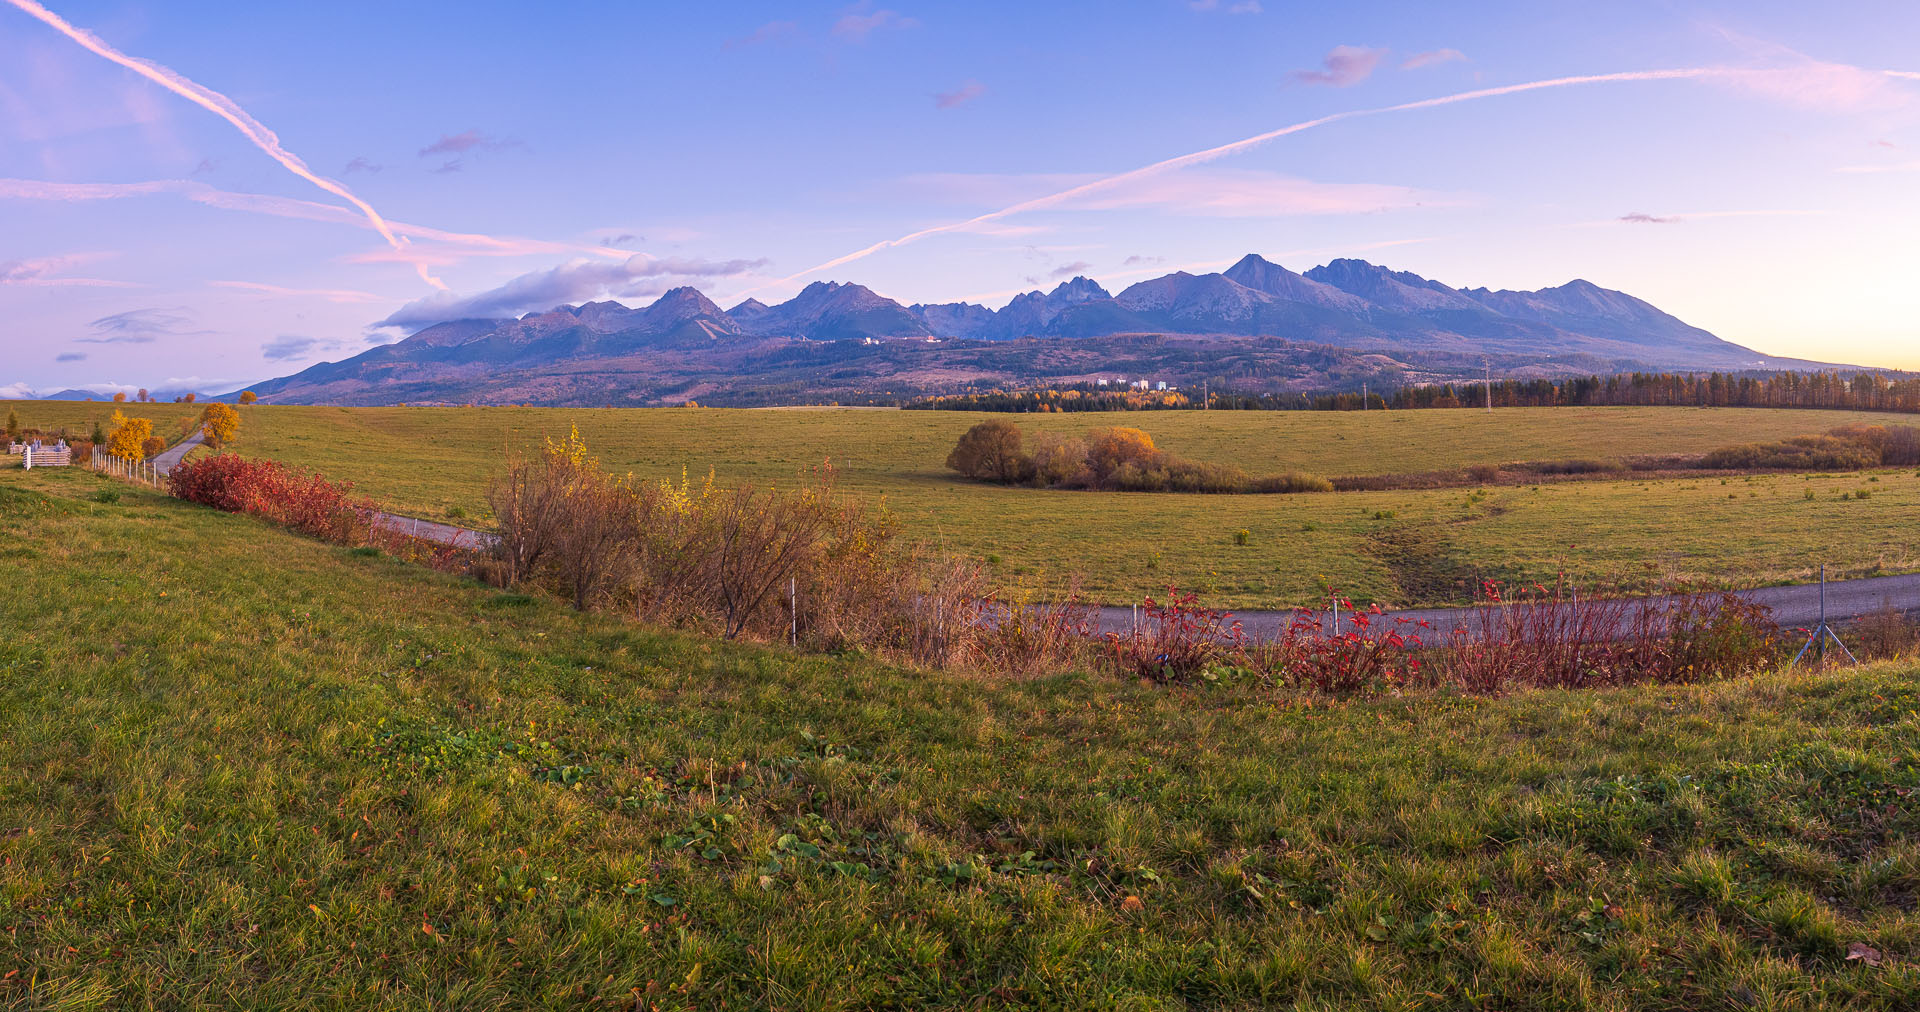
(1250, 471), (1335, 494)
(1440, 581), (1780, 691)
(1847, 607), (1919, 659)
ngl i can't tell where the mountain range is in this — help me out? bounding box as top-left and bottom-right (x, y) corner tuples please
(235, 254), (1827, 406)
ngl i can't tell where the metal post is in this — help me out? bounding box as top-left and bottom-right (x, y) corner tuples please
(789, 577), (797, 646)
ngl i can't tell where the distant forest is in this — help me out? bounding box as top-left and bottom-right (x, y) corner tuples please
(902, 371), (1920, 415)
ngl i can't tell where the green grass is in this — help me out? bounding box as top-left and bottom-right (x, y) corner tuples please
(6, 464), (1920, 1008)
(11, 401), (1920, 607)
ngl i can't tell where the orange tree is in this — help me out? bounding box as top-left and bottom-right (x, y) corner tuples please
(105, 410), (154, 459)
(199, 402), (241, 449)
(238, 391), (259, 405)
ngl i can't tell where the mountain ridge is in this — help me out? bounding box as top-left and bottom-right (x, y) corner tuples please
(233, 254), (1832, 405)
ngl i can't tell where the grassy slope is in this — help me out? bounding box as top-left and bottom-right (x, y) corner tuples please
(10, 401), (1920, 608)
(5, 463), (1920, 1009)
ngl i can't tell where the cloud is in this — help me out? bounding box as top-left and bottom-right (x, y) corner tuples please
(343, 156), (382, 175)
(1123, 255), (1165, 267)
(211, 280), (383, 303)
(832, 7), (915, 42)
(0, 177), (636, 266)
(55, 352), (86, 362)
(192, 157), (217, 174)
(417, 130), (526, 174)
(418, 130), (524, 157)
(1573, 209), (1822, 228)
(760, 65), (1885, 290)
(0, 383), (36, 399)
(907, 168), (1457, 217)
(1402, 49), (1468, 70)
(80, 308), (206, 343)
(1290, 45), (1385, 87)
(260, 335), (341, 361)
(1837, 159), (1920, 173)
(0, 252), (132, 288)
(726, 20), (799, 49)
(601, 233), (640, 247)
(373, 254), (770, 330)
(1048, 261), (1093, 279)
(3, 0), (440, 287)
(935, 80), (986, 109)
(1707, 33), (1915, 112)
(1190, 0), (1262, 12)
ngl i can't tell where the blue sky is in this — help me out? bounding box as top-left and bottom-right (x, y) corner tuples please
(3, 0), (1919, 396)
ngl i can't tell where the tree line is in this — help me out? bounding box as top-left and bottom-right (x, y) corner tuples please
(904, 371), (1920, 414)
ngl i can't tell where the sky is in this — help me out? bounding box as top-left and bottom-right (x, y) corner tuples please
(3, 0), (1919, 397)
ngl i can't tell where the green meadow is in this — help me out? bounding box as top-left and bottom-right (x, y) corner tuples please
(12, 400), (1920, 607)
(5, 461), (1920, 1009)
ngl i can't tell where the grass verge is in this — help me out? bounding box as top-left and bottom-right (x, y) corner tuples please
(3, 464), (1920, 1009)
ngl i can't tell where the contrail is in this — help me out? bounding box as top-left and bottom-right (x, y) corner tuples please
(764, 65), (1919, 290)
(4, 0), (445, 288)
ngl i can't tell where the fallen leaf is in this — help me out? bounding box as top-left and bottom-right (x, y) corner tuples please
(1846, 942), (1884, 967)
(1119, 895), (1144, 912)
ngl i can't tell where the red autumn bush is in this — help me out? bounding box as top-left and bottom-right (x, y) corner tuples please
(1242, 597), (1428, 695)
(167, 452), (368, 542)
(1107, 589), (1243, 682)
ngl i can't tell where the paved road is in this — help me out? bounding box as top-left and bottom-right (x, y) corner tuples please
(385, 509), (1915, 641)
(368, 511), (498, 550)
(1096, 573), (1920, 641)
(149, 430), (204, 475)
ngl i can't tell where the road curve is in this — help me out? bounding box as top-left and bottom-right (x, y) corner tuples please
(149, 430), (204, 475)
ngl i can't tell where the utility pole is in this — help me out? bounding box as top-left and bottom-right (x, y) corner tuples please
(1362, 381), (1368, 410)
(1484, 359), (1493, 414)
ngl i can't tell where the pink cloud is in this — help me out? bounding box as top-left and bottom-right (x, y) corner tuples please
(0, 177), (642, 266)
(1290, 45), (1385, 87)
(726, 20), (799, 49)
(1402, 49), (1468, 70)
(4, 0), (439, 287)
(935, 81), (986, 109)
(210, 280), (384, 303)
(0, 252), (133, 288)
(832, 7), (915, 42)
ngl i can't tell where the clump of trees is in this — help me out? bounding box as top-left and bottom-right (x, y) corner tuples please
(945, 421), (1332, 494)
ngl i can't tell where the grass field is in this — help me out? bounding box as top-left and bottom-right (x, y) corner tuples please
(11, 401), (1920, 607)
(6, 462), (1920, 1008)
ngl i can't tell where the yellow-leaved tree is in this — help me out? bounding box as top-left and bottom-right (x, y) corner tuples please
(238, 390), (258, 405)
(199, 402), (240, 449)
(105, 410), (154, 460)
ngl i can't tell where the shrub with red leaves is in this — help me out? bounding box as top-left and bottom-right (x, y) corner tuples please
(1107, 589), (1243, 683)
(167, 452), (368, 542)
(1244, 596), (1427, 694)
